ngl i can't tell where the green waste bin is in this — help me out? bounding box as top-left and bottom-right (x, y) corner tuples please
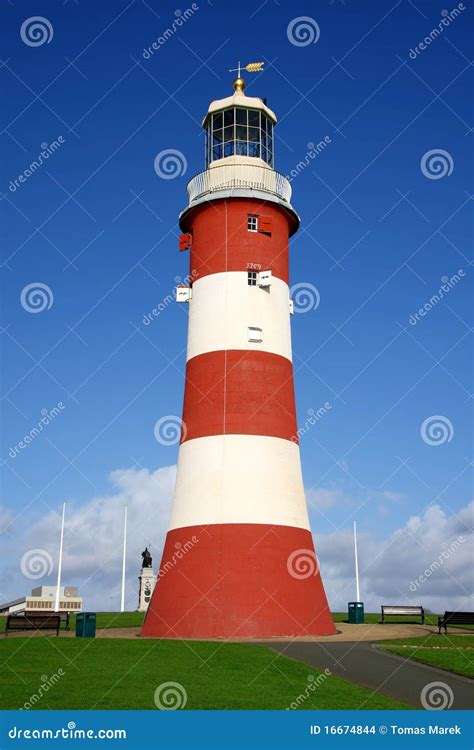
(75, 612), (96, 638)
(348, 602), (364, 624)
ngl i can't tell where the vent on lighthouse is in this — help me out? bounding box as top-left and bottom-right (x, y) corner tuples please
(248, 326), (263, 343)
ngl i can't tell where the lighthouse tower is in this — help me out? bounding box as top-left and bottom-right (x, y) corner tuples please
(142, 70), (336, 639)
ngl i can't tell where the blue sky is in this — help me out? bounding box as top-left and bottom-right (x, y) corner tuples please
(1, 0), (472, 612)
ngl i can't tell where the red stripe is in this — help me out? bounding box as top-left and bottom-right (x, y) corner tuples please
(141, 524), (336, 638)
(181, 199), (292, 284)
(181, 350), (297, 443)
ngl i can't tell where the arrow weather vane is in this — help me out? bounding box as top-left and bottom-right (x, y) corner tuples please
(229, 61), (265, 77)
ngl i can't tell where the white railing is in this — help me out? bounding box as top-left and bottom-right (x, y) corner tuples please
(186, 163), (292, 204)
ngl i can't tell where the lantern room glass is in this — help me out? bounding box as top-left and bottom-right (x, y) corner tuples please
(206, 107), (274, 168)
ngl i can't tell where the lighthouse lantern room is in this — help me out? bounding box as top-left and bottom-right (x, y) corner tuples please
(142, 66), (336, 638)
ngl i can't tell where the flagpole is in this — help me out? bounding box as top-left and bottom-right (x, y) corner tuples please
(353, 520), (360, 602)
(54, 502), (66, 613)
(120, 505), (128, 612)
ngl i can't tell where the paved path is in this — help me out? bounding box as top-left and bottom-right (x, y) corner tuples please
(262, 640), (473, 709)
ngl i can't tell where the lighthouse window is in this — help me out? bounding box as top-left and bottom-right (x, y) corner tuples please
(247, 215), (258, 232)
(207, 107), (274, 167)
(247, 271), (258, 286)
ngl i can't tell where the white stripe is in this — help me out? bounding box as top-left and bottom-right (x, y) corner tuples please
(187, 272), (292, 361)
(168, 434), (310, 531)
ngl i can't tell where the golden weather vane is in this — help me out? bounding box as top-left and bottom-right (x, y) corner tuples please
(229, 61), (265, 77)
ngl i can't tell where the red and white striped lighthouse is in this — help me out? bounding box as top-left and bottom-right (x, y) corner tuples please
(142, 70), (336, 639)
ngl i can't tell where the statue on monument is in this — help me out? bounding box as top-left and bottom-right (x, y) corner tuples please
(141, 546), (152, 569)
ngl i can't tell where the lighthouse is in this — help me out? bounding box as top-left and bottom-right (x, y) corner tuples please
(142, 66), (336, 639)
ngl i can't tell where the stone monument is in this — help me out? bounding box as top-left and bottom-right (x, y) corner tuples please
(138, 547), (155, 612)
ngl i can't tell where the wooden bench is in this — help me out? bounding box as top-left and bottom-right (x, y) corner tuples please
(438, 611), (474, 634)
(5, 613), (61, 637)
(381, 605), (424, 624)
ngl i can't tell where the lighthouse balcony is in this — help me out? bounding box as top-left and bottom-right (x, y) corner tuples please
(186, 162), (292, 206)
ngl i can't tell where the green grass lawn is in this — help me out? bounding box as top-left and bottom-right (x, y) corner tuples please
(379, 633), (474, 678)
(332, 612), (474, 630)
(0, 637), (410, 710)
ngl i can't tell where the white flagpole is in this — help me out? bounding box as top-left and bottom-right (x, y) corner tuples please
(120, 505), (128, 612)
(353, 520), (360, 602)
(54, 502), (66, 613)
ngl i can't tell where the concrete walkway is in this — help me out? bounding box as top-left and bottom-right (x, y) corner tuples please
(263, 640), (473, 709)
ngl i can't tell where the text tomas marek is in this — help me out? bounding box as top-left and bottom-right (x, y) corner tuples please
(389, 726), (461, 735)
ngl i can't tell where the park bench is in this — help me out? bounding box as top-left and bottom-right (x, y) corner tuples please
(381, 605), (424, 624)
(438, 611), (474, 634)
(5, 613), (61, 637)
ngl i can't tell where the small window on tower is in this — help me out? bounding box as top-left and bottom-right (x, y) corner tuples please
(247, 271), (258, 286)
(247, 215), (258, 232)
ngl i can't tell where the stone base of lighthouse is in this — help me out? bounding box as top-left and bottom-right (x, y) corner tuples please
(141, 524), (335, 638)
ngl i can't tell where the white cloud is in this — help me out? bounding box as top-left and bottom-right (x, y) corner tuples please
(0, 465), (176, 611)
(1, 465), (472, 617)
(315, 501), (473, 614)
